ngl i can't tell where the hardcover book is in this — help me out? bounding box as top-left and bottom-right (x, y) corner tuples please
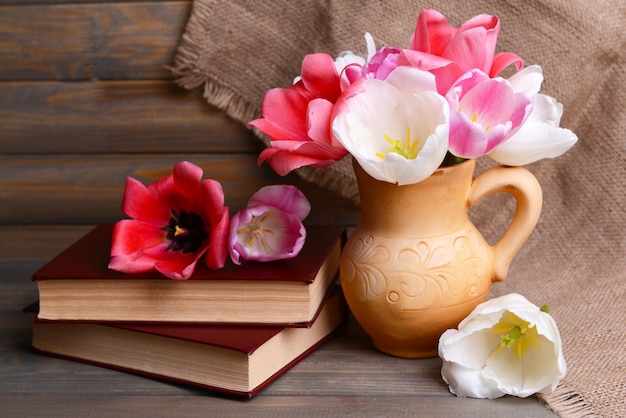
(28, 288), (347, 398)
(33, 224), (345, 325)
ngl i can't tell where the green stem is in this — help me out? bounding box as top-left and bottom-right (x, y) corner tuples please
(440, 152), (467, 167)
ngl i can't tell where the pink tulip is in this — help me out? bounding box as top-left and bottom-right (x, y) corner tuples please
(229, 185), (310, 264)
(109, 161), (230, 280)
(400, 9), (523, 94)
(363, 46), (402, 80)
(250, 53), (351, 175)
(446, 70), (532, 159)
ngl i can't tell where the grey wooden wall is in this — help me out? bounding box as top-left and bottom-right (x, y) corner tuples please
(0, 0), (360, 259)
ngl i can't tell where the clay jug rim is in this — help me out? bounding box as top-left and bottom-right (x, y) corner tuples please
(352, 157), (476, 186)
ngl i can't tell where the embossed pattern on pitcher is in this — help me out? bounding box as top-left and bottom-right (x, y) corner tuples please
(341, 227), (492, 311)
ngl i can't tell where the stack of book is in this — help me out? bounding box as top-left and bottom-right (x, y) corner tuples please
(28, 223), (347, 397)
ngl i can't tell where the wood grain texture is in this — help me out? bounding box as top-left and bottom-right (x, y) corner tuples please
(0, 80), (258, 153)
(0, 256), (556, 417)
(0, 154), (361, 226)
(0, 1), (190, 81)
(0, 225), (95, 257)
(0, 395), (557, 418)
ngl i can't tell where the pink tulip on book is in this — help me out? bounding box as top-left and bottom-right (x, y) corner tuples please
(229, 185), (310, 264)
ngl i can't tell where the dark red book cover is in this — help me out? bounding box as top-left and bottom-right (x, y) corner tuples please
(27, 288), (347, 398)
(27, 287), (344, 353)
(32, 223), (346, 283)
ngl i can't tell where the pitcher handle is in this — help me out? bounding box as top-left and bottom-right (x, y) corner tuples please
(468, 166), (543, 282)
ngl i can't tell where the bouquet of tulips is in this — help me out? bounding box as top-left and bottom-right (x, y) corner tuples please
(250, 9), (577, 186)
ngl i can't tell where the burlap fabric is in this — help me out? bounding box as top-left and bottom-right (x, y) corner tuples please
(171, 1), (625, 416)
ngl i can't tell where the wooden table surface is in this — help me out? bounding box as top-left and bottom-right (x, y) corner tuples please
(1, 256), (557, 417)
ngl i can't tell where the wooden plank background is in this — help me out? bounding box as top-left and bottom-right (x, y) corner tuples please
(0, 0), (361, 259)
(0, 1), (188, 81)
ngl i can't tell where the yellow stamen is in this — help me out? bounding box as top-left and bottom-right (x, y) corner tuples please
(173, 225), (188, 237)
(239, 212), (275, 249)
(377, 126), (420, 160)
(470, 112), (489, 131)
(491, 311), (542, 358)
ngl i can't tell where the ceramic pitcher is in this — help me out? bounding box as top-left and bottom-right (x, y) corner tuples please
(340, 158), (543, 358)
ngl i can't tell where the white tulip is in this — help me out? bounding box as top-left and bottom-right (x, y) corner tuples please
(332, 66), (449, 185)
(489, 65), (578, 166)
(438, 293), (567, 399)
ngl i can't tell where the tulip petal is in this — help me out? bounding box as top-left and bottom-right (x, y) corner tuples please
(229, 206), (306, 264)
(441, 357), (505, 398)
(385, 65), (438, 94)
(172, 161), (203, 204)
(147, 172), (191, 216)
(460, 78), (516, 124)
(409, 9), (455, 55)
(489, 123), (578, 166)
(363, 46), (401, 80)
(257, 146), (343, 175)
(248, 185), (311, 220)
(306, 98), (335, 144)
(444, 25), (493, 74)
(200, 178), (227, 225)
(448, 111), (489, 158)
(406, 10), (525, 94)
(249, 84), (311, 141)
(154, 251), (203, 280)
(506, 65), (543, 96)
(121, 177), (170, 224)
(398, 49), (455, 72)
(200, 178), (229, 270)
(489, 94), (578, 165)
(484, 334), (560, 397)
(438, 312), (503, 366)
(109, 220), (166, 257)
(490, 52), (524, 77)
(109, 250), (167, 275)
(301, 53), (342, 101)
(204, 208), (230, 270)
(528, 93), (563, 125)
